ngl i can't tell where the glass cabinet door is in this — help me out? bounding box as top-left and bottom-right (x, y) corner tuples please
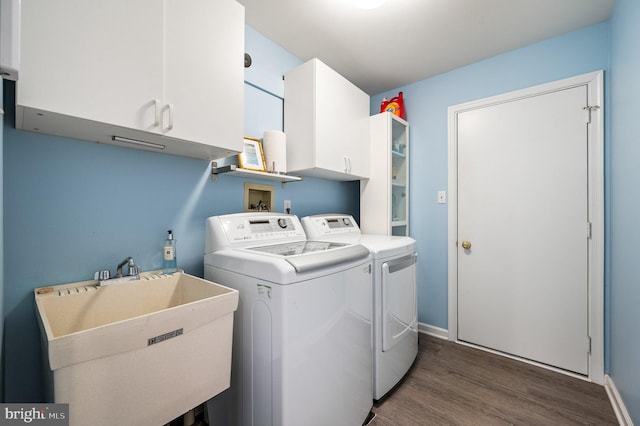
(391, 116), (409, 236)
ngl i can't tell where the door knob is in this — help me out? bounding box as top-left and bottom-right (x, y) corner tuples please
(461, 240), (472, 249)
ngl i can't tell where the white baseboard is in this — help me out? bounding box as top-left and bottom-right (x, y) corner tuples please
(417, 322), (448, 340)
(604, 374), (634, 426)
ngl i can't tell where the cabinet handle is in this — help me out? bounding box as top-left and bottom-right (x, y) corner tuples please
(162, 103), (174, 132)
(344, 156), (349, 173)
(153, 99), (161, 127)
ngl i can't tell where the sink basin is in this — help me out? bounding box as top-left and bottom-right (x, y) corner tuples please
(35, 271), (239, 426)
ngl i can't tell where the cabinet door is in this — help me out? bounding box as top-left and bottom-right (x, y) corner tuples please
(315, 61), (369, 178)
(18, 0), (163, 131)
(163, 0), (244, 155)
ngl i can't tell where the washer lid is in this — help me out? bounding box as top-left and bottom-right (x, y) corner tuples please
(247, 241), (370, 272)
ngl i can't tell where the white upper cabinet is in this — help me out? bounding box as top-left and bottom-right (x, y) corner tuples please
(284, 58), (370, 181)
(16, 0), (244, 160)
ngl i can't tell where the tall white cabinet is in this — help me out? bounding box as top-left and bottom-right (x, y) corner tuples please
(361, 112), (410, 236)
(284, 58), (370, 181)
(16, 0), (244, 160)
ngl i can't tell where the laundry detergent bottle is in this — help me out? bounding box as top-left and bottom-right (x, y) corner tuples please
(380, 91), (406, 120)
(163, 230), (177, 274)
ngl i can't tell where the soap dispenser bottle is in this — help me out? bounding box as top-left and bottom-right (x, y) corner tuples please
(163, 230), (177, 274)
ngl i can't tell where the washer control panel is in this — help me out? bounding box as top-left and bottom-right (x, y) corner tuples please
(207, 214), (309, 252)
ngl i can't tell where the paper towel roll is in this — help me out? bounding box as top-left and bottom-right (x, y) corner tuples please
(262, 130), (287, 174)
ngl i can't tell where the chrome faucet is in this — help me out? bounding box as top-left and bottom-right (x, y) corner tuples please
(116, 256), (140, 278)
(95, 257), (140, 286)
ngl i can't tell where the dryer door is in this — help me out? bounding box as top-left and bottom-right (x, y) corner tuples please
(382, 253), (417, 351)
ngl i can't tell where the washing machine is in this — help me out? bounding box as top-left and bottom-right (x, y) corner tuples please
(204, 213), (373, 426)
(302, 214), (418, 401)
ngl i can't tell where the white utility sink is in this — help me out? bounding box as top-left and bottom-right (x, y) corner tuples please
(35, 272), (239, 426)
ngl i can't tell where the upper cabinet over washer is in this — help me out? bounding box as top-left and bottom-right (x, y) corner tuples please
(16, 0), (244, 160)
(284, 58), (370, 181)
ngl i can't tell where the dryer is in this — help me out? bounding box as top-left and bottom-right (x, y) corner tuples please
(302, 214), (418, 401)
(204, 213), (373, 426)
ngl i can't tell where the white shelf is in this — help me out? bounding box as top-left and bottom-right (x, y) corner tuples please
(211, 163), (303, 183)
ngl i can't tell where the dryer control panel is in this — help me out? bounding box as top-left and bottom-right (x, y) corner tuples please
(301, 214), (361, 238)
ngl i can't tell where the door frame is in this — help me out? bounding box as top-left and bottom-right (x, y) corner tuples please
(447, 71), (604, 384)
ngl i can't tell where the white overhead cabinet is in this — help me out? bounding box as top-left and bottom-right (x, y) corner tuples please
(16, 0), (244, 160)
(284, 58), (370, 181)
(361, 112), (410, 236)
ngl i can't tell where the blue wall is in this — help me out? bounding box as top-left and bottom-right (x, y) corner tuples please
(371, 22), (611, 332)
(610, 0), (640, 420)
(1, 26), (359, 402)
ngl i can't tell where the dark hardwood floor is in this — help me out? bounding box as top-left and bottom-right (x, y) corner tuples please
(371, 335), (618, 426)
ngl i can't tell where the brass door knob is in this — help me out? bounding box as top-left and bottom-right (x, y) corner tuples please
(461, 240), (472, 249)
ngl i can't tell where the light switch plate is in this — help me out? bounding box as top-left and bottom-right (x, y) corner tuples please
(437, 191), (447, 204)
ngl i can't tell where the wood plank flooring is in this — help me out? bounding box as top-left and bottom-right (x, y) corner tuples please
(371, 335), (617, 426)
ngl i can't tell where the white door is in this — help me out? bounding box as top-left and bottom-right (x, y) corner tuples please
(456, 85), (589, 375)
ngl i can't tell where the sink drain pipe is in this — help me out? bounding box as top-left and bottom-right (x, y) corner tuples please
(183, 407), (206, 426)
(183, 409), (195, 426)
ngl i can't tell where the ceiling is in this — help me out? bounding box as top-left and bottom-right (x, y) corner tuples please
(237, 0), (615, 95)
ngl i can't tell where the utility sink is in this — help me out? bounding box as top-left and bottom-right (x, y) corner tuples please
(35, 272), (239, 426)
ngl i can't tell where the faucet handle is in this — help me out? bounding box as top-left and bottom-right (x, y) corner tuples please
(127, 260), (140, 278)
(95, 270), (111, 281)
(128, 265), (140, 277)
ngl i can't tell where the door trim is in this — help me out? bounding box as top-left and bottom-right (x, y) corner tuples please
(447, 71), (605, 384)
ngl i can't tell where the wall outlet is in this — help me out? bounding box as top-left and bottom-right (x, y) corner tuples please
(437, 191), (447, 204)
(284, 200), (291, 214)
